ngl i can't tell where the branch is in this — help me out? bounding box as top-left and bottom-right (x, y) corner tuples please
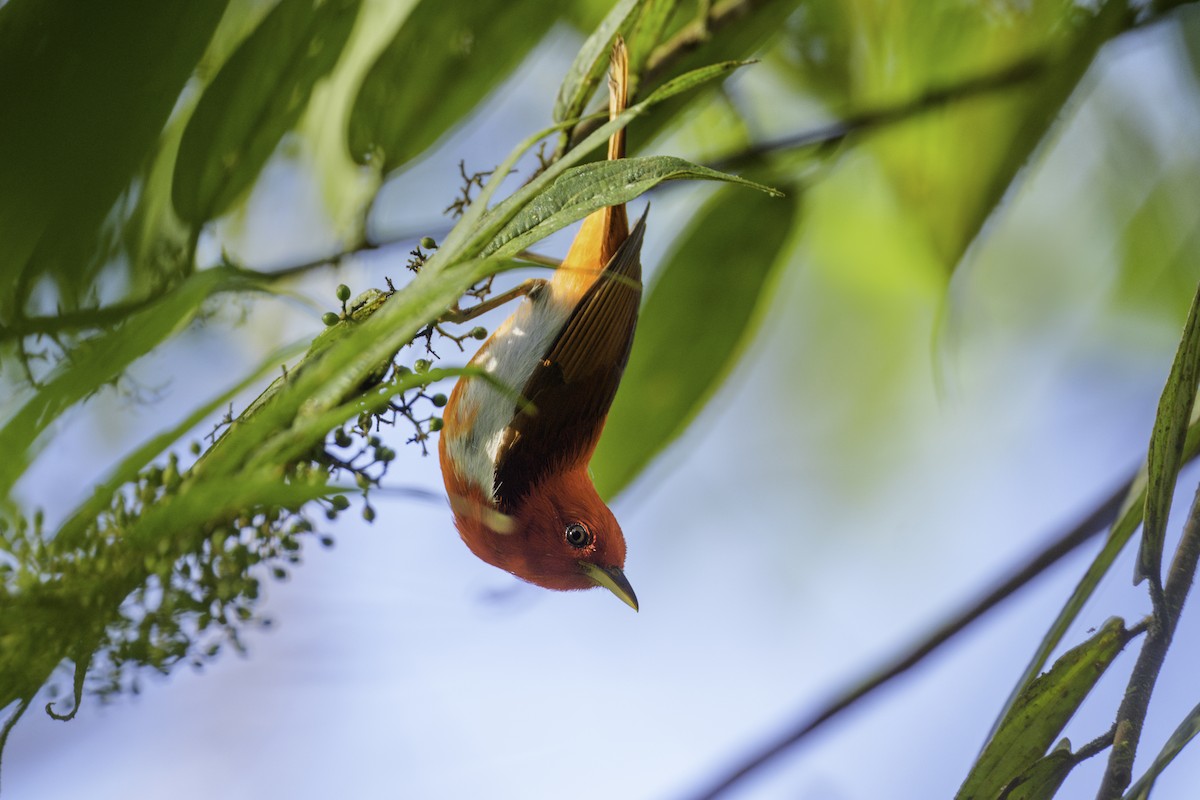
(684, 475), (1133, 800)
(1096, 480), (1200, 799)
(706, 55), (1047, 172)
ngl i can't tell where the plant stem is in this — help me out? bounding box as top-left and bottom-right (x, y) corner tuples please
(1096, 481), (1200, 799)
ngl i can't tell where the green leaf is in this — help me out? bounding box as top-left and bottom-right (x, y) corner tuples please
(0, 0), (227, 321)
(591, 183), (798, 499)
(451, 59), (750, 262)
(173, 0), (363, 225)
(1124, 701), (1200, 800)
(0, 268), (264, 503)
(484, 155), (781, 258)
(956, 618), (1131, 800)
(1137, 277), (1200, 585)
(996, 743), (1074, 800)
(628, 0), (803, 149)
(783, 0), (1130, 270)
(347, 0), (557, 172)
(995, 413), (1200, 739)
(554, 0), (645, 124)
(52, 340), (310, 551)
(623, 0), (682, 78)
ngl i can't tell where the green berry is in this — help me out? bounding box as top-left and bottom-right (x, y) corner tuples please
(431, 393), (448, 408)
(414, 359), (431, 374)
(322, 312), (340, 327)
(331, 494), (350, 511)
(470, 326), (487, 340)
(428, 417), (444, 432)
(420, 237), (436, 250)
(336, 284), (351, 302)
(362, 505), (376, 522)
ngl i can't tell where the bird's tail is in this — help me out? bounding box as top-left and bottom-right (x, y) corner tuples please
(553, 37), (633, 297)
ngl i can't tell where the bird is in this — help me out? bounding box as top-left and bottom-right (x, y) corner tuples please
(438, 38), (643, 610)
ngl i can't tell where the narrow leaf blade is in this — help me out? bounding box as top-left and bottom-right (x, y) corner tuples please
(0, 268), (263, 501)
(554, 0), (645, 123)
(997, 745), (1074, 800)
(1138, 278), (1200, 584)
(956, 618), (1131, 800)
(1124, 701), (1200, 800)
(484, 155), (781, 258)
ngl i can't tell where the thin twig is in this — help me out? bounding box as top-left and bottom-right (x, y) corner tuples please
(684, 475), (1133, 800)
(1075, 723), (1119, 764)
(1096, 481), (1200, 799)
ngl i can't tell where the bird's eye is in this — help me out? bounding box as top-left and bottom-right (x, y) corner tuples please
(564, 522), (593, 549)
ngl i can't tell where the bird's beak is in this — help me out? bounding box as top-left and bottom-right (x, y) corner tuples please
(578, 562), (638, 611)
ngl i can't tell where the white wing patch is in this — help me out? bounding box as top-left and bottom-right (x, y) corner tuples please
(446, 290), (573, 500)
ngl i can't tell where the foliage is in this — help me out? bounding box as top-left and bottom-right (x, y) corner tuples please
(2, 0), (1200, 798)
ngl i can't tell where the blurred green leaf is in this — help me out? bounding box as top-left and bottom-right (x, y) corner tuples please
(484, 155), (781, 258)
(173, 0), (362, 225)
(957, 618), (1130, 800)
(0, 268), (264, 503)
(1125, 700), (1200, 800)
(593, 184), (797, 499)
(347, 0), (556, 172)
(1137, 274), (1200, 584)
(996, 744), (1074, 800)
(0, 0), (227, 321)
(783, 0), (1129, 270)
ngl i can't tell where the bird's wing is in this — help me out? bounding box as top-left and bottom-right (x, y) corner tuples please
(492, 210), (647, 509)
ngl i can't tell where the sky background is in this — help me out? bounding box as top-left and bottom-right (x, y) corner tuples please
(7, 9), (1200, 800)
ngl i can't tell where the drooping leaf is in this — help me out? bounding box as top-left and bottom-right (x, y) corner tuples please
(1124, 700), (1200, 800)
(347, 0), (556, 172)
(956, 618), (1131, 800)
(781, 0), (1130, 270)
(0, 268), (265, 502)
(554, 0), (646, 124)
(591, 184), (798, 499)
(1137, 277), (1200, 584)
(484, 155), (781, 258)
(0, 0), (227, 321)
(173, 0), (363, 225)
